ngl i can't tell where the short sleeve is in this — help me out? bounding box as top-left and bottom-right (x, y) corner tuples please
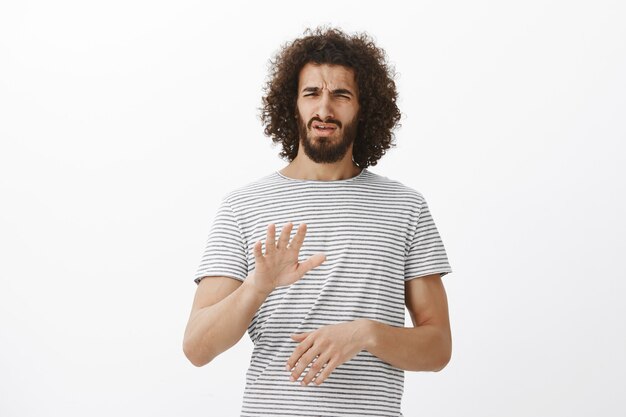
(193, 197), (248, 285)
(404, 194), (453, 281)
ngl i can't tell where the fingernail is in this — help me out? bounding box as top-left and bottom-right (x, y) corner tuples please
(290, 375), (295, 382)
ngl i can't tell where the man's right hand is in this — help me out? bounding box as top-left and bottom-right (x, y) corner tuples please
(248, 222), (326, 294)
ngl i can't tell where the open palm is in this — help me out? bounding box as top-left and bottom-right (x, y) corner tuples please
(251, 222), (326, 293)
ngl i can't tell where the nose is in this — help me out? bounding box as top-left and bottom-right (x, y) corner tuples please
(315, 90), (335, 121)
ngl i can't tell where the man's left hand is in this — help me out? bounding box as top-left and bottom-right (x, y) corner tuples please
(285, 319), (370, 386)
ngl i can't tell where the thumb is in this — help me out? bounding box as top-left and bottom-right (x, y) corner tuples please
(291, 332), (309, 339)
(298, 253), (327, 273)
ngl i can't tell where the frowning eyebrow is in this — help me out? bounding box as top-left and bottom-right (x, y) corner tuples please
(301, 87), (355, 97)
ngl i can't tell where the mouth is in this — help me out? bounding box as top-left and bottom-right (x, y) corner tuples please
(311, 121), (338, 137)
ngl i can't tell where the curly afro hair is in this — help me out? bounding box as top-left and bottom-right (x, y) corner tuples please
(260, 26), (402, 168)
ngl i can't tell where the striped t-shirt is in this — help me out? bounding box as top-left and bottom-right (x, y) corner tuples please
(193, 168), (453, 417)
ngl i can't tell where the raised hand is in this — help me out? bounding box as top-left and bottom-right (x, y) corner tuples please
(248, 222), (327, 294)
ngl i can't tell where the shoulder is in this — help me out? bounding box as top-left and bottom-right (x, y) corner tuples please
(221, 171), (280, 204)
(364, 170), (426, 208)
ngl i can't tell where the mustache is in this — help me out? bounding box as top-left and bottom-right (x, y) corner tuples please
(307, 117), (342, 129)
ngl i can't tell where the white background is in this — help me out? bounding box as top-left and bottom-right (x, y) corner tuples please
(1, 1), (625, 416)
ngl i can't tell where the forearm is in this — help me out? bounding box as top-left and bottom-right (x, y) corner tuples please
(183, 275), (270, 367)
(361, 319), (452, 372)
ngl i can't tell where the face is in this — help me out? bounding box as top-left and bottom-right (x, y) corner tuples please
(295, 62), (360, 164)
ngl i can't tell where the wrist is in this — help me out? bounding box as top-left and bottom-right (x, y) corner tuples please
(356, 318), (377, 351)
(244, 273), (274, 298)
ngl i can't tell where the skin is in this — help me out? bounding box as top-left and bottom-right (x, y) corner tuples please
(279, 63), (453, 386)
(279, 62), (362, 181)
(183, 62), (453, 386)
(286, 273), (452, 385)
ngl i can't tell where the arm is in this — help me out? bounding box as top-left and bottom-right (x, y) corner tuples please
(182, 274), (271, 367)
(362, 273), (452, 372)
(184, 221), (326, 368)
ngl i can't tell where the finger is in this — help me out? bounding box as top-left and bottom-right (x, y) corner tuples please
(253, 240), (263, 259)
(287, 223), (307, 251)
(291, 349), (319, 383)
(297, 253), (327, 274)
(302, 353), (330, 386)
(286, 335), (314, 372)
(276, 222), (293, 249)
(265, 223), (276, 254)
(313, 358), (338, 386)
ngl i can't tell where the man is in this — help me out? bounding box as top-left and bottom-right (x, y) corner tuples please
(183, 27), (453, 417)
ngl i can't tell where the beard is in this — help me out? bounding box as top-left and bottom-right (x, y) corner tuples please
(297, 113), (358, 164)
